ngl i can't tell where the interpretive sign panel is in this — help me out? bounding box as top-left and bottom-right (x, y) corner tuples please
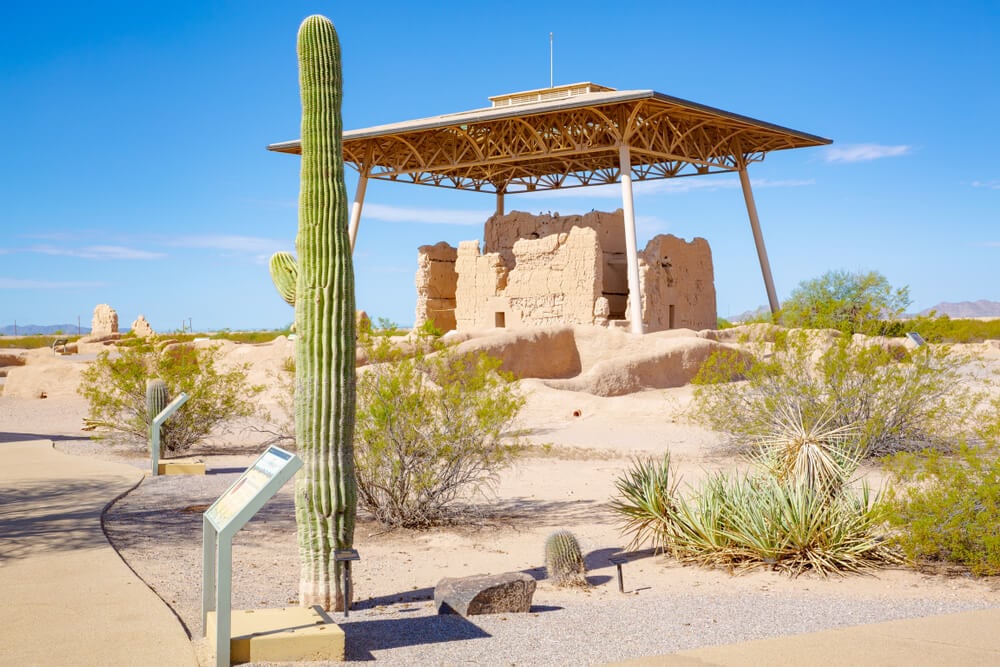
(202, 445), (302, 667)
(204, 446), (297, 532)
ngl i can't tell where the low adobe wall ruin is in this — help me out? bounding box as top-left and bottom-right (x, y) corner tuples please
(415, 209), (716, 333)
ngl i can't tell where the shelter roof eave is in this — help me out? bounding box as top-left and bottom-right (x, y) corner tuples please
(267, 86), (831, 194)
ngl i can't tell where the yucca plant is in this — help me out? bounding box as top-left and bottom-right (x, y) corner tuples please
(608, 454), (679, 553)
(752, 404), (861, 497)
(610, 405), (900, 576)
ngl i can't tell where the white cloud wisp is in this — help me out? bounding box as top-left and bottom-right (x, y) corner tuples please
(823, 143), (911, 163)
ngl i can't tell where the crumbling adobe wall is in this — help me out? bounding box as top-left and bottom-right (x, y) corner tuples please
(454, 241), (509, 329)
(415, 210), (716, 333)
(638, 234), (716, 331)
(486, 210), (629, 319)
(501, 226), (602, 327)
(415, 242), (458, 332)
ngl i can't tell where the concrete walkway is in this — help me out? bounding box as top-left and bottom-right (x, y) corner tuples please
(0, 440), (197, 666)
(611, 606), (1000, 666)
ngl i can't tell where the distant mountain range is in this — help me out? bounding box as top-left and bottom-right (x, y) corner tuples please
(918, 300), (1000, 318)
(0, 324), (91, 336)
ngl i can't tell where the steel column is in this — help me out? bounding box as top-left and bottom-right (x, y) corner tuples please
(619, 144), (644, 334)
(738, 167), (780, 315)
(348, 171), (368, 253)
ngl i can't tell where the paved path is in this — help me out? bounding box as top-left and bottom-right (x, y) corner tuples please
(611, 606), (1000, 666)
(0, 440), (197, 666)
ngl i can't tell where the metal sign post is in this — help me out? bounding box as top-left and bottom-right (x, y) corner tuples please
(202, 446), (302, 667)
(150, 392), (189, 476)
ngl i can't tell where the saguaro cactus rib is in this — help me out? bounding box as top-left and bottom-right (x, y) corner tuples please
(293, 14), (357, 612)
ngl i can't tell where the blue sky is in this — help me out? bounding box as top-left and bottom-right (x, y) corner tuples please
(1, 1), (997, 331)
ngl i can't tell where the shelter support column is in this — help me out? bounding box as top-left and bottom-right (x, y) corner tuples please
(738, 167), (780, 315)
(348, 171), (369, 253)
(496, 191), (504, 217)
(619, 144), (644, 335)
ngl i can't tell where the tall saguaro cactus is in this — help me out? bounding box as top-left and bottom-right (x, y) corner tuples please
(290, 14), (357, 612)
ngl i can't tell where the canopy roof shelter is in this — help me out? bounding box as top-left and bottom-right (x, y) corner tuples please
(268, 82), (831, 334)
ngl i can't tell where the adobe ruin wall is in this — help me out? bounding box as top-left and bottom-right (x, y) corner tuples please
(415, 209), (716, 334)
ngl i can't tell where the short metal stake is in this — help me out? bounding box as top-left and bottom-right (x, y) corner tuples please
(335, 549), (360, 617)
(609, 555), (628, 593)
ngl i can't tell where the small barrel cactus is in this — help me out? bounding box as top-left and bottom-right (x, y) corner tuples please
(146, 378), (170, 424)
(545, 530), (588, 587)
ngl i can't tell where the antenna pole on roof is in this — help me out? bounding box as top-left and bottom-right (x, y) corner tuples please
(549, 32), (553, 88)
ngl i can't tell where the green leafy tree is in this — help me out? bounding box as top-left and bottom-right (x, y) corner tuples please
(353, 330), (524, 528)
(79, 342), (263, 454)
(780, 270), (910, 335)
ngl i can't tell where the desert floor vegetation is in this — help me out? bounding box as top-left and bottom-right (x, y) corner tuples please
(611, 407), (900, 577)
(691, 330), (981, 459)
(352, 326), (525, 528)
(78, 338), (264, 454)
(8, 317), (1000, 663)
(886, 434), (1000, 575)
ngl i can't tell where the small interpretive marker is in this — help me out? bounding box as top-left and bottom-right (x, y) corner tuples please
(202, 446), (303, 667)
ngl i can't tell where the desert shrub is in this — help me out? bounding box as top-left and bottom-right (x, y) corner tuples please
(909, 315), (1000, 344)
(611, 412), (899, 576)
(211, 329), (291, 344)
(780, 270), (910, 335)
(886, 434), (1000, 575)
(692, 332), (974, 458)
(79, 340), (264, 454)
(353, 330), (524, 528)
(0, 334), (81, 349)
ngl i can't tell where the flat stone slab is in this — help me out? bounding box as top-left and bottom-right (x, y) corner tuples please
(435, 572), (536, 617)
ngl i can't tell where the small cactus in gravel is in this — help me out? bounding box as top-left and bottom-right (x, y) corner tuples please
(545, 530), (588, 587)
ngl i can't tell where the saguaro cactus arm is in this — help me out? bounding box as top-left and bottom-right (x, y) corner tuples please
(292, 14), (358, 612)
(269, 251), (298, 306)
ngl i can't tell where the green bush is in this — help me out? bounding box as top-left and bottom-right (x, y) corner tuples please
(779, 270), (910, 335)
(79, 340), (264, 454)
(353, 331), (524, 528)
(0, 334), (81, 350)
(886, 438), (1000, 575)
(910, 315), (1000, 344)
(210, 329), (291, 344)
(692, 332), (974, 458)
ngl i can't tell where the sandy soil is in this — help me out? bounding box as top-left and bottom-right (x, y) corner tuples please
(3, 331), (1000, 665)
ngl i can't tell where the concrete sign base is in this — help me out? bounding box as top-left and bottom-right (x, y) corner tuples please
(206, 607), (344, 664)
